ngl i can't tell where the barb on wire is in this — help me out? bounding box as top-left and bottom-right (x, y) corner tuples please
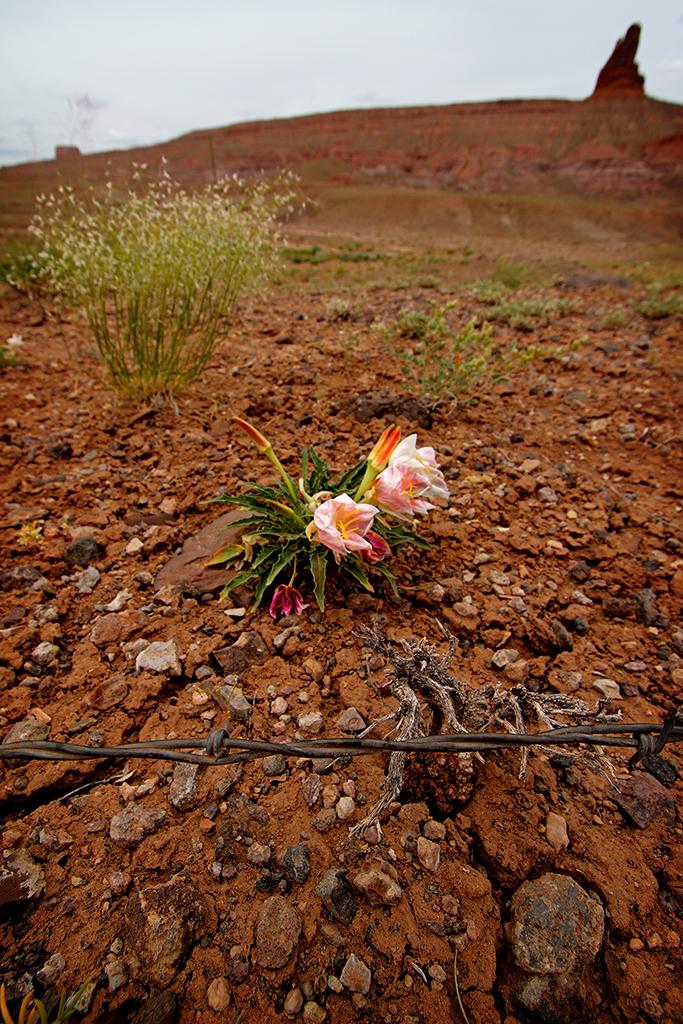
(0, 718), (680, 768)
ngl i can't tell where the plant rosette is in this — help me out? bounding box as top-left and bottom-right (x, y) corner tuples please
(207, 419), (449, 616)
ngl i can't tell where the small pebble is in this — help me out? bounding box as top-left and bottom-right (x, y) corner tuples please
(207, 977), (230, 1011)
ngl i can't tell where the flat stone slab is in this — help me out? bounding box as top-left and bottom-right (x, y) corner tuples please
(154, 510), (247, 596)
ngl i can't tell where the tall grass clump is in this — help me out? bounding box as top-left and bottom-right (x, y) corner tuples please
(23, 167), (295, 399)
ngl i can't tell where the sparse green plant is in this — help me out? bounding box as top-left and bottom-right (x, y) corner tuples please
(635, 285), (683, 320)
(385, 300), (496, 404)
(482, 295), (579, 330)
(394, 300), (458, 341)
(340, 332), (361, 359)
(490, 258), (533, 290)
(23, 167), (296, 399)
(386, 299), (585, 405)
(321, 296), (362, 322)
(597, 306), (627, 330)
(0, 979), (90, 1024)
(470, 279), (509, 305)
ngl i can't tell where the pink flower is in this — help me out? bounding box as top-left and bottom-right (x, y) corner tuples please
(362, 530), (391, 564)
(312, 494), (378, 563)
(373, 464), (435, 518)
(389, 434), (449, 505)
(269, 584), (308, 619)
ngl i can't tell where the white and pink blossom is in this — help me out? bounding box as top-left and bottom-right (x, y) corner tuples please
(372, 464), (435, 518)
(388, 434), (449, 505)
(312, 494), (378, 563)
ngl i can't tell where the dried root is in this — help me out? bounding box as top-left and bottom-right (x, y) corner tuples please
(351, 628), (621, 840)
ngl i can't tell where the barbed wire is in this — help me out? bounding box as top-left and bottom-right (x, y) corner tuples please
(1, 717), (680, 770)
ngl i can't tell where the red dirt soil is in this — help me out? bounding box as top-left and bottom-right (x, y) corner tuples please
(0, 249), (681, 1022)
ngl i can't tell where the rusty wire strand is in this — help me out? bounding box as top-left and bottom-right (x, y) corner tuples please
(0, 720), (680, 768)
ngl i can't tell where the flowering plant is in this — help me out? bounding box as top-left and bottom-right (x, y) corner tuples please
(208, 419), (449, 616)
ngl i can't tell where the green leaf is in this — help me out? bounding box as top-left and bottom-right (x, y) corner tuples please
(308, 446), (330, 493)
(309, 549), (327, 612)
(333, 456), (367, 495)
(219, 568), (259, 598)
(204, 542), (244, 568)
(342, 558), (374, 592)
(374, 562), (400, 597)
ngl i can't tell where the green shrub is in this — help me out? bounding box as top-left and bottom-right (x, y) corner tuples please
(635, 285), (683, 320)
(482, 295), (579, 330)
(596, 305), (628, 330)
(23, 168), (295, 399)
(386, 300), (584, 405)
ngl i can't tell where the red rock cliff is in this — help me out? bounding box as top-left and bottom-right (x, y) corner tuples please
(592, 24), (645, 97)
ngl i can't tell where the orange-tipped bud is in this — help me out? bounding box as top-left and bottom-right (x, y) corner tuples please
(233, 416), (271, 453)
(368, 425), (401, 471)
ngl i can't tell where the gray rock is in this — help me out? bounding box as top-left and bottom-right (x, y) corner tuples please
(36, 952), (66, 986)
(125, 873), (206, 987)
(220, 683), (252, 722)
(340, 953), (371, 994)
(312, 809), (337, 832)
(253, 894), (302, 969)
(336, 707), (367, 733)
(611, 772), (676, 829)
(506, 873), (604, 1023)
(282, 845), (311, 884)
(263, 754), (287, 776)
(635, 588), (664, 627)
(593, 677), (621, 700)
(3, 719), (49, 744)
(64, 536), (103, 567)
(352, 867), (402, 907)
(301, 773), (323, 808)
(537, 486), (558, 504)
(491, 648), (519, 669)
(75, 566), (100, 593)
(105, 958), (128, 992)
(109, 804), (166, 848)
(31, 641), (58, 667)
(135, 640), (181, 676)
(0, 850), (45, 907)
(246, 842), (271, 866)
(316, 869), (358, 924)
(213, 631), (267, 675)
(169, 763), (201, 811)
(297, 711), (324, 734)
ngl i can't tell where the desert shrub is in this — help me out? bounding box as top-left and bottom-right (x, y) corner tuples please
(635, 285), (683, 320)
(470, 279), (509, 305)
(321, 295), (365, 322)
(384, 300), (584, 405)
(490, 258), (535, 290)
(596, 305), (628, 330)
(482, 295), (579, 330)
(23, 168), (295, 399)
(381, 300), (495, 403)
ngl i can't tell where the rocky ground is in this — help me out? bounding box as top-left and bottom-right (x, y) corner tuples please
(0, 253), (682, 1024)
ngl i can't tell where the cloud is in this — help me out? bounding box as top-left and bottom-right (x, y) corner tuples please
(655, 56), (683, 78)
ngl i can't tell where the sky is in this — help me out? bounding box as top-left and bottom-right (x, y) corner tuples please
(1, 1), (682, 166)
